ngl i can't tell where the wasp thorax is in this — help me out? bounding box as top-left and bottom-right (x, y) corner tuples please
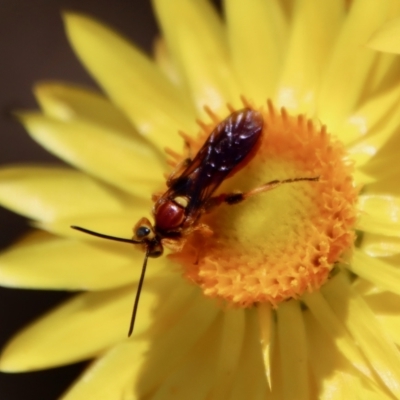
(132, 217), (156, 241)
(155, 200), (186, 232)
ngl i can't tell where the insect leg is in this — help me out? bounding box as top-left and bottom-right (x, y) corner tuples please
(205, 176), (319, 210)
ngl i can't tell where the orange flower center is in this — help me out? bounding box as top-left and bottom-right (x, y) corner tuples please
(170, 102), (358, 307)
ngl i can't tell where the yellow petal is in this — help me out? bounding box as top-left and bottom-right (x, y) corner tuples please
(322, 272), (400, 398)
(338, 83), (400, 146)
(39, 209), (148, 239)
(361, 233), (400, 257)
(318, 0), (393, 131)
(277, 300), (309, 400)
(207, 310), (246, 399)
(303, 291), (372, 379)
(18, 112), (162, 196)
(225, 0), (288, 104)
(357, 194), (400, 237)
(35, 81), (161, 166)
(362, 52), (399, 96)
(362, 289), (400, 346)
(63, 12), (196, 152)
(135, 292), (219, 396)
(34, 82), (138, 136)
(353, 169), (376, 186)
(257, 303), (273, 389)
(153, 38), (182, 87)
(61, 339), (150, 400)
(150, 315), (222, 400)
(153, 0), (241, 116)
(304, 308), (391, 400)
(277, 0), (344, 114)
(227, 309), (269, 400)
(0, 230), (165, 290)
(362, 139), (400, 181)
(365, 177), (400, 198)
(0, 166), (129, 223)
(346, 98), (400, 168)
(348, 249), (400, 297)
(0, 283), (163, 371)
(269, 328), (284, 399)
(368, 16), (400, 54)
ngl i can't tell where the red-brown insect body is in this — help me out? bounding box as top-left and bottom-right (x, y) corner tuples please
(154, 199), (186, 232)
(128, 108), (263, 258)
(149, 108), (264, 251)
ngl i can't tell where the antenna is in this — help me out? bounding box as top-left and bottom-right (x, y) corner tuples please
(71, 226), (140, 244)
(71, 225), (147, 337)
(128, 248), (149, 337)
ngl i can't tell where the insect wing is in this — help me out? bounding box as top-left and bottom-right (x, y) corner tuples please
(168, 108), (264, 213)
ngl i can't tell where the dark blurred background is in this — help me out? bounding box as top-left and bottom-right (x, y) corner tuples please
(0, 1), (159, 399)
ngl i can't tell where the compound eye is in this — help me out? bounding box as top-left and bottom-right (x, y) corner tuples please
(132, 217), (155, 241)
(136, 226), (151, 239)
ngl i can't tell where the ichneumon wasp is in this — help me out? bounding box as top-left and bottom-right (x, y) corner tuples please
(72, 108), (318, 336)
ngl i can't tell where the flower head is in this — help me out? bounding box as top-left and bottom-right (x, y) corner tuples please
(2, 1), (400, 399)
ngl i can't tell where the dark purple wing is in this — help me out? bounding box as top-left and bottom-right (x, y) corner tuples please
(167, 108), (263, 214)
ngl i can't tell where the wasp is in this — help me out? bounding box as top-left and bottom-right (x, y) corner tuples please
(72, 108), (318, 336)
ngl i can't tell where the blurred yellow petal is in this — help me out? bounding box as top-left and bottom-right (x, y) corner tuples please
(368, 16), (400, 54)
(35, 81), (162, 168)
(362, 290), (400, 346)
(61, 340), (150, 400)
(0, 166), (127, 223)
(61, 277), (199, 399)
(357, 214), (400, 240)
(361, 233), (400, 257)
(323, 273), (400, 398)
(153, 38), (182, 87)
(353, 169), (376, 186)
(18, 112), (162, 196)
(64, 12), (196, 152)
(136, 292), (219, 396)
(0, 230), (165, 290)
(153, 0), (241, 115)
(338, 83), (400, 146)
(304, 309), (392, 400)
(150, 316), (222, 400)
(39, 209), (148, 239)
(277, 301), (309, 400)
(277, 0), (344, 114)
(346, 99), (400, 167)
(207, 310), (246, 399)
(364, 176), (400, 197)
(318, 0), (392, 131)
(257, 303), (273, 389)
(362, 134), (400, 180)
(34, 81), (138, 136)
(348, 249), (400, 297)
(225, 0), (288, 104)
(0, 283), (162, 371)
(357, 194), (400, 236)
(220, 310), (269, 400)
(303, 291), (372, 379)
(364, 53), (400, 96)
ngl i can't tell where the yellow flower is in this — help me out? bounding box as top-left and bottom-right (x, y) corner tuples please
(2, 1), (400, 399)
